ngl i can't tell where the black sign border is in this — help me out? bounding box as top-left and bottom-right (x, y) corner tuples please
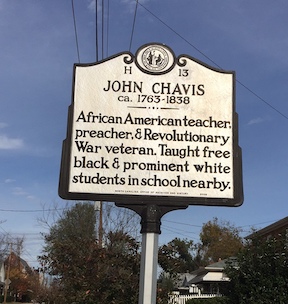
(59, 44), (243, 208)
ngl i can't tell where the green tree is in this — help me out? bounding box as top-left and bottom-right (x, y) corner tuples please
(199, 217), (243, 264)
(157, 218), (243, 302)
(224, 234), (288, 304)
(157, 237), (201, 302)
(158, 237), (198, 274)
(157, 272), (175, 304)
(96, 231), (140, 304)
(39, 202), (140, 304)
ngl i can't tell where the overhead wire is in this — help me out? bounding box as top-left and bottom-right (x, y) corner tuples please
(70, 0), (288, 120)
(0, 208), (65, 213)
(0, 202), (281, 233)
(0, 225), (41, 261)
(136, 1), (220, 68)
(136, 0), (288, 122)
(95, 0), (109, 61)
(106, 0), (110, 58)
(129, 0), (139, 52)
(161, 225), (200, 241)
(71, 0), (81, 63)
(236, 81), (288, 120)
(95, 0), (99, 62)
(101, 0), (104, 59)
(163, 220), (202, 228)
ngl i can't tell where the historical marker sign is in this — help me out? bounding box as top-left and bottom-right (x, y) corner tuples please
(59, 43), (243, 207)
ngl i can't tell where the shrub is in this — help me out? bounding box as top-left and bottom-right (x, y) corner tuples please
(186, 297), (229, 304)
(0, 295), (15, 302)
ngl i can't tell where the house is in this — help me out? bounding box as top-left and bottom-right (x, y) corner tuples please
(174, 272), (198, 295)
(4, 252), (34, 302)
(5, 252), (33, 275)
(0, 260), (5, 296)
(170, 217), (288, 303)
(246, 216), (288, 240)
(169, 259), (232, 303)
(188, 259), (230, 295)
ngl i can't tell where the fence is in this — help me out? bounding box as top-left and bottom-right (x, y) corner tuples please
(168, 292), (221, 304)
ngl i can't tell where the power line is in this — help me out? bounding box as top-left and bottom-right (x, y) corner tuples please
(129, 0), (139, 52)
(161, 225), (200, 241)
(101, 0), (104, 59)
(95, 0), (99, 62)
(106, 0), (110, 58)
(95, 0), (109, 61)
(136, 1), (221, 69)
(236, 81), (288, 120)
(136, 0), (288, 122)
(6, 232), (42, 236)
(162, 218), (282, 232)
(0, 208), (65, 213)
(70, 0), (288, 120)
(163, 220), (202, 228)
(71, 0), (81, 63)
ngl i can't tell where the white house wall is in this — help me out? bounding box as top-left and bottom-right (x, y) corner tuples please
(203, 271), (229, 282)
(0, 262), (5, 283)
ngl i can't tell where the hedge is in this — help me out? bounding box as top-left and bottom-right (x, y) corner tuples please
(186, 297), (229, 304)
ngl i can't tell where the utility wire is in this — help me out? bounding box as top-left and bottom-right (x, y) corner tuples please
(163, 220), (202, 228)
(95, 0), (106, 60)
(161, 225), (200, 241)
(106, 0), (110, 57)
(102, 0), (104, 59)
(71, 0), (81, 63)
(129, 0), (139, 52)
(237, 81), (288, 120)
(95, 0), (99, 62)
(137, 1), (220, 68)
(0, 208), (65, 213)
(137, 0), (288, 122)
(70, 0), (288, 120)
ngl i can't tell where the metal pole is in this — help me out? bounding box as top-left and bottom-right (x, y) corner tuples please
(99, 201), (103, 247)
(115, 203), (188, 304)
(94, 201), (103, 247)
(4, 244), (12, 304)
(137, 204), (161, 304)
(138, 232), (159, 304)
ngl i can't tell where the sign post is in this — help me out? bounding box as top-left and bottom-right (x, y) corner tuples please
(138, 205), (160, 304)
(139, 232), (158, 304)
(138, 232), (159, 304)
(59, 43), (243, 303)
(115, 203), (188, 304)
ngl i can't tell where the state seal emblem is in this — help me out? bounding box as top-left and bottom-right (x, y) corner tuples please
(135, 43), (175, 75)
(142, 45), (169, 71)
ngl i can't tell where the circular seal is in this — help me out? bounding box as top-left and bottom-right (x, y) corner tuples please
(135, 43), (175, 75)
(142, 45), (169, 72)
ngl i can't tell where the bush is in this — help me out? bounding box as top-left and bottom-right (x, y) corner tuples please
(224, 235), (288, 303)
(186, 297), (229, 304)
(0, 295), (15, 302)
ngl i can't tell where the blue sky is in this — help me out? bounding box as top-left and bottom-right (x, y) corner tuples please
(1, 0), (288, 267)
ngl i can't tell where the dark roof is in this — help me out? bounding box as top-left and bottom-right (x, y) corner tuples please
(174, 273), (197, 288)
(188, 258), (236, 285)
(205, 259), (228, 270)
(246, 216), (288, 239)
